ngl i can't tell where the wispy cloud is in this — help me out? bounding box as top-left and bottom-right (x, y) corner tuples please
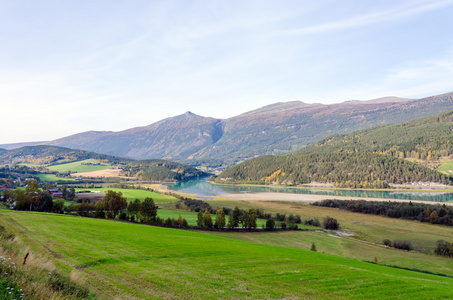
(287, 0), (453, 35)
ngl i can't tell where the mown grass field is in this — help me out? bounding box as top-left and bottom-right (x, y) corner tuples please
(76, 187), (178, 203)
(206, 229), (453, 277)
(47, 159), (112, 173)
(1, 210), (453, 299)
(36, 173), (75, 182)
(211, 198), (453, 254)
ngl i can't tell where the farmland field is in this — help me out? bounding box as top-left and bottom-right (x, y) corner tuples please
(36, 173), (75, 182)
(1, 210), (453, 299)
(206, 229), (453, 277)
(47, 159), (112, 173)
(76, 187), (178, 203)
(211, 198), (453, 253)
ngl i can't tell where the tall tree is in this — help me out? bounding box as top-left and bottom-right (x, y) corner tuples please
(127, 199), (141, 222)
(245, 209), (257, 229)
(214, 208), (226, 229)
(229, 206), (241, 228)
(103, 190), (127, 218)
(140, 197), (157, 223)
(68, 186), (76, 201)
(203, 210), (213, 228)
(25, 180), (41, 211)
(197, 211), (204, 227)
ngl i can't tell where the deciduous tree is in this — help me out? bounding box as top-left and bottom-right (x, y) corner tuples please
(203, 210), (213, 228)
(140, 197), (157, 223)
(214, 209), (226, 228)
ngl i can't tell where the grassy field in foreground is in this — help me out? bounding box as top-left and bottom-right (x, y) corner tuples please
(1, 210), (453, 299)
(205, 229), (453, 277)
(47, 159), (112, 173)
(76, 187), (178, 203)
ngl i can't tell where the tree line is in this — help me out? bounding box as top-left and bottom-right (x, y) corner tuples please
(313, 199), (453, 226)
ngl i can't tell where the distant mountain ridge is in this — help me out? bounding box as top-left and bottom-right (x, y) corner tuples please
(46, 91), (453, 165)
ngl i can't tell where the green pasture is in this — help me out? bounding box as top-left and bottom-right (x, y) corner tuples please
(76, 187), (177, 203)
(47, 159), (112, 173)
(206, 229), (453, 277)
(436, 158), (453, 175)
(211, 198), (453, 254)
(1, 210), (453, 299)
(157, 209), (270, 227)
(36, 173), (75, 182)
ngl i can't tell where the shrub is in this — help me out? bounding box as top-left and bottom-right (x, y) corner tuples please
(265, 219), (275, 230)
(323, 217), (339, 230)
(118, 212), (128, 220)
(310, 243), (317, 251)
(392, 240), (413, 251)
(434, 240), (451, 256)
(383, 239), (392, 247)
(304, 218), (320, 227)
(280, 222), (287, 229)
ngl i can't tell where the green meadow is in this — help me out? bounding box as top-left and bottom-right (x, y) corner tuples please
(206, 229), (453, 277)
(437, 158), (453, 175)
(36, 173), (76, 182)
(2, 210), (453, 299)
(47, 159), (112, 173)
(76, 187), (178, 203)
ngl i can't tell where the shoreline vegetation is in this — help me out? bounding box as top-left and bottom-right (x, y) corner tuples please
(207, 179), (453, 193)
(214, 192), (453, 206)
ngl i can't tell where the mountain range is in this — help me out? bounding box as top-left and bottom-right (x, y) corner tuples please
(9, 91), (453, 166)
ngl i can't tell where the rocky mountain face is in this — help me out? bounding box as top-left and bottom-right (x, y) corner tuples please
(46, 91), (453, 165)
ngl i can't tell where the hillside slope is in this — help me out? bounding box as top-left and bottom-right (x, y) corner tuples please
(0, 145), (131, 166)
(214, 152), (453, 188)
(2, 211), (453, 299)
(47, 91), (453, 165)
(48, 111), (223, 161)
(300, 109), (453, 161)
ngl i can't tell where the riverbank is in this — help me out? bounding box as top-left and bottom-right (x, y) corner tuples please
(209, 180), (453, 193)
(217, 192), (453, 206)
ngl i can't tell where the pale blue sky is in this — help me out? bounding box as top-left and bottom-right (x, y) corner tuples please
(2, 0), (453, 143)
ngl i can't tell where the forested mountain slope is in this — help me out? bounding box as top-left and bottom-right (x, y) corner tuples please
(300, 109), (453, 161)
(214, 153), (453, 188)
(0, 145), (131, 165)
(123, 159), (208, 181)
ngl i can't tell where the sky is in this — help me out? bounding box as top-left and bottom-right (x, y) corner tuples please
(1, 0), (453, 144)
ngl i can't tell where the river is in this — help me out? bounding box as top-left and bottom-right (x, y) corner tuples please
(167, 177), (453, 202)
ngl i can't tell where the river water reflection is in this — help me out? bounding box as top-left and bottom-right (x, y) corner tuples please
(167, 177), (453, 202)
